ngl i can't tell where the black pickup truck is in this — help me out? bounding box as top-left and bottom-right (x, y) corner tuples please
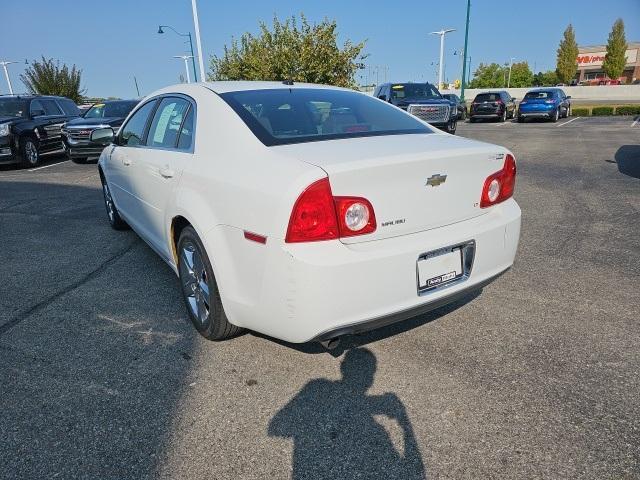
(0, 95), (80, 167)
(62, 99), (139, 163)
(373, 82), (457, 134)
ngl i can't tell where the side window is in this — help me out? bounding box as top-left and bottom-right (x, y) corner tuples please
(41, 99), (63, 116)
(120, 100), (157, 147)
(147, 97), (191, 149)
(177, 107), (194, 150)
(58, 99), (79, 116)
(30, 100), (45, 117)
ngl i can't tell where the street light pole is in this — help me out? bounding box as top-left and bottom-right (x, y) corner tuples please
(507, 57), (515, 88)
(0, 61), (17, 95)
(158, 25), (198, 82)
(174, 55), (194, 83)
(191, 0), (206, 82)
(430, 29), (455, 90)
(460, 0), (471, 101)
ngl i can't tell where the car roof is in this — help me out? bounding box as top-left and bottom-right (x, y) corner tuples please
(202, 81), (351, 94)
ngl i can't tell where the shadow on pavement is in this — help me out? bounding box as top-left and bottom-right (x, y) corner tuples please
(614, 145), (640, 179)
(268, 348), (426, 479)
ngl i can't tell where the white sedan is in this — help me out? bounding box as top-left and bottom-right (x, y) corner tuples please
(94, 81), (521, 345)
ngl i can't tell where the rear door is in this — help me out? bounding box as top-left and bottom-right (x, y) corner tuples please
(128, 96), (194, 257)
(39, 99), (67, 151)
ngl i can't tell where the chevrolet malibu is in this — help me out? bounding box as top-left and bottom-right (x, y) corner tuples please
(94, 82), (521, 345)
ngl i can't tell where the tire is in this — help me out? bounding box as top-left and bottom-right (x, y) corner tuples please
(71, 157), (88, 164)
(551, 108), (559, 122)
(499, 109), (507, 122)
(100, 174), (129, 230)
(469, 116), (476, 123)
(19, 136), (40, 168)
(178, 226), (242, 341)
(446, 119), (457, 135)
(567, 106), (572, 117)
(517, 115), (525, 123)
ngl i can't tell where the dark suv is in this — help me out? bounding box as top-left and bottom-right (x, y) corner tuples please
(469, 91), (517, 122)
(0, 95), (80, 167)
(374, 82), (457, 134)
(62, 99), (139, 163)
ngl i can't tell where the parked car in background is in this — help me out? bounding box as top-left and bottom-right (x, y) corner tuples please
(469, 91), (517, 122)
(442, 93), (467, 120)
(0, 94), (79, 167)
(62, 99), (139, 163)
(374, 82), (457, 134)
(94, 81), (520, 345)
(518, 88), (571, 123)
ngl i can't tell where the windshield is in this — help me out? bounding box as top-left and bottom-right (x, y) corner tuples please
(390, 83), (441, 101)
(524, 91), (555, 99)
(84, 101), (138, 119)
(220, 88), (432, 146)
(0, 98), (28, 118)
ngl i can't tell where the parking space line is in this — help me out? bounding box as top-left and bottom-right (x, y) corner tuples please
(29, 160), (69, 172)
(557, 117), (581, 127)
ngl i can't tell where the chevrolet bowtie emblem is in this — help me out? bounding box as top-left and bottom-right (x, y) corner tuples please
(426, 174), (447, 187)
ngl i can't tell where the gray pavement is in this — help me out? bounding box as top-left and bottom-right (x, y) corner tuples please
(1, 116), (639, 479)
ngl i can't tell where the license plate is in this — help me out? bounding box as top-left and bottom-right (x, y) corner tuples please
(417, 248), (463, 290)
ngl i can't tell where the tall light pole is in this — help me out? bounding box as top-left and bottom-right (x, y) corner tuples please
(460, 0), (471, 101)
(0, 61), (17, 95)
(429, 29), (455, 90)
(507, 57), (515, 88)
(174, 55), (194, 83)
(158, 25), (198, 82)
(191, 0), (206, 82)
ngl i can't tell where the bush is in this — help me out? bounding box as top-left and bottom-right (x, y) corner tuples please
(592, 106), (614, 116)
(571, 107), (591, 116)
(615, 105), (640, 115)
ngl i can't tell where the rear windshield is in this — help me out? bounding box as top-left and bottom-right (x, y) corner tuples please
(84, 100), (139, 119)
(474, 93), (501, 102)
(220, 88), (432, 146)
(524, 91), (555, 99)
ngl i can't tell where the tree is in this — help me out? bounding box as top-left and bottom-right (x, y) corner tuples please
(469, 63), (505, 88)
(209, 14), (366, 88)
(533, 70), (559, 86)
(602, 18), (628, 81)
(20, 57), (85, 103)
(508, 62), (534, 87)
(556, 25), (579, 84)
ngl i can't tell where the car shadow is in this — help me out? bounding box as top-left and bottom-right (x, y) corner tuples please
(613, 145), (640, 179)
(253, 289), (481, 356)
(268, 347), (427, 479)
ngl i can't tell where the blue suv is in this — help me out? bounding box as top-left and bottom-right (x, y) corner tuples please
(517, 88), (571, 123)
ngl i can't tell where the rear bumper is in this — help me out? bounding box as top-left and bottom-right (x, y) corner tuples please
(471, 113), (500, 119)
(209, 198), (521, 343)
(519, 112), (554, 118)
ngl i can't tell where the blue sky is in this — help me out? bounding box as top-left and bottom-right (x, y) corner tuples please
(2, 0), (639, 99)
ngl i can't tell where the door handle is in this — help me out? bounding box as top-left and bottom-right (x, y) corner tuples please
(159, 166), (174, 178)
(122, 158), (131, 166)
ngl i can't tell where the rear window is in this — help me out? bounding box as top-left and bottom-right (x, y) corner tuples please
(474, 93), (501, 102)
(524, 91), (555, 99)
(219, 88), (432, 146)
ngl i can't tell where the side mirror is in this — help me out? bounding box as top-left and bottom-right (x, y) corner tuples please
(566, 95), (571, 99)
(511, 97), (516, 101)
(31, 109), (46, 118)
(90, 127), (115, 145)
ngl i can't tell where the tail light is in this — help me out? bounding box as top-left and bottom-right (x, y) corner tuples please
(285, 178), (376, 243)
(480, 154), (516, 208)
(544, 99), (555, 104)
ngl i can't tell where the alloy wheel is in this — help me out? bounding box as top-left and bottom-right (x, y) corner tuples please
(102, 183), (115, 223)
(180, 242), (212, 326)
(25, 141), (38, 165)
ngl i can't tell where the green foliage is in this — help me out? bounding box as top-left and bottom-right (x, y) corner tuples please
(533, 70), (559, 86)
(208, 14), (367, 88)
(508, 62), (534, 87)
(20, 57), (85, 103)
(615, 105), (640, 115)
(591, 106), (614, 116)
(602, 19), (627, 80)
(469, 62), (533, 88)
(571, 107), (590, 116)
(556, 25), (579, 84)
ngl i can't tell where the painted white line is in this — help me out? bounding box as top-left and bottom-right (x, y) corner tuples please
(557, 117), (581, 127)
(29, 160), (69, 172)
(494, 122), (508, 127)
(632, 117), (639, 127)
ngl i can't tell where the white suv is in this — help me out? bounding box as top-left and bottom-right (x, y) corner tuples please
(95, 81), (521, 345)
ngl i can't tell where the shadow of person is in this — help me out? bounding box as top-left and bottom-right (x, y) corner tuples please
(269, 348), (426, 479)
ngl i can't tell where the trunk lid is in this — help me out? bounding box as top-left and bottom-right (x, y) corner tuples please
(274, 133), (509, 244)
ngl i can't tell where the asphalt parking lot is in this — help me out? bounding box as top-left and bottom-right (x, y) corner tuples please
(1, 116), (639, 479)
